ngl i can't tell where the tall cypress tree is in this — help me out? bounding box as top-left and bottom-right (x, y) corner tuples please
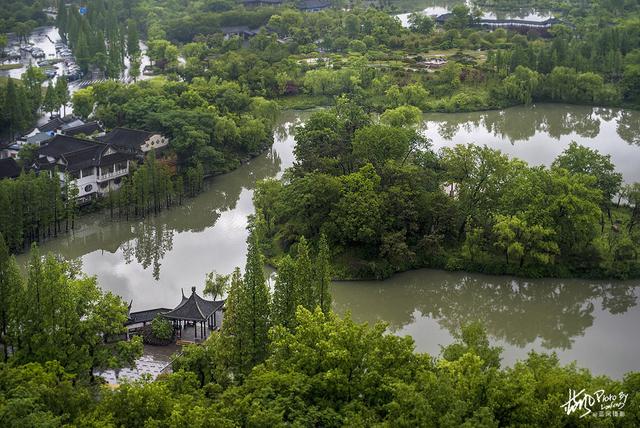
(239, 229), (270, 371)
(295, 236), (315, 310)
(271, 255), (298, 330)
(219, 267), (244, 376)
(3, 79), (29, 140)
(0, 233), (23, 362)
(126, 19), (140, 56)
(55, 77), (69, 116)
(315, 234), (332, 314)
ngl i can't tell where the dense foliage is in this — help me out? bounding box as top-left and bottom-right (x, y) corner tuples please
(0, 228), (637, 426)
(255, 99), (640, 279)
(76, 78), (278, 178)
(58, 0), (637, 112)
(0, 170), (78, 254)
(0, 234), (142, 379)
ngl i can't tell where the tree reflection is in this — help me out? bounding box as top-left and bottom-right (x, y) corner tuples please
(332, 270), (639, 351)
(617, 110), (640, 146)
(121, 221), (174, 280)
(428, 104), (607, 143)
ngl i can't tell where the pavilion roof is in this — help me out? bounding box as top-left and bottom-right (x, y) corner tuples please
(162, 287), (224, 322)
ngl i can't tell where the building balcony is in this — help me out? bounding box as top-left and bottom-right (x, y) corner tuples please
(97, 169), (128, 182)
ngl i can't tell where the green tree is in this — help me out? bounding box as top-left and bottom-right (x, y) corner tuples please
(552, 142), (623, 225)
(42, 83), (58, 116)
(0, 233), (22, 361)
(13, 247), (143, 380)
(271, 255), (298, 329)
(238, 230), (270, 371)
(294, 236), (315, 311)
(72, 87), (94, 119)
(55, 76), (69, 116)
(203, 271), (229, 302)
(151, 316), (173, 341)
(408, 13), (434, 35)
(315, 234), (332, 314)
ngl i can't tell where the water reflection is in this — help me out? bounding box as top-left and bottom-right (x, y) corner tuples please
(26, 114), (298, 285)
(333, 271), (637, 350)
(431, 105), (609, 143)
(121, 222), (175, 280)
(425, 104), (640, 183)
(617, 110), (640, 146)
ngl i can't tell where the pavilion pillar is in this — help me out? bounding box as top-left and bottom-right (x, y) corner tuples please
(194, 321), (197, 339)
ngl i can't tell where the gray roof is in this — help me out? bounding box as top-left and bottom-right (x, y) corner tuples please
(0, 158), (21, 179)
(125, 308), (172, 326)
(163, 287), (224, 322)
(63, 121), (104, 137)
(99, 127), (155, 151)
(37, 135), (136, 172)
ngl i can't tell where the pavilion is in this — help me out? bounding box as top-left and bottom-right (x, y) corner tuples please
(162, 287), (225, 340)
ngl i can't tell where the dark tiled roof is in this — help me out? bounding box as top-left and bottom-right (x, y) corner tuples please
(38, 135), (100, 158)
(38, 135), (136, 172)
(62, 146), (135, 172)
(99, 127), (155, 150)
(63, 121), (104, 137)
(163, 287), (224, 322)
(220, 25), (258, 35)
(243, 0), (282, 4)
(0, 158), (21, 179)
(38, 115), (81, 133)
(125, 308), (173, 326)
(298, 0), (331, 10)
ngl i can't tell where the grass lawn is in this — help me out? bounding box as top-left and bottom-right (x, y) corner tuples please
(0, 63), (23, 71)
(0, 76), (22, 86)
(276, 94), (334, 110)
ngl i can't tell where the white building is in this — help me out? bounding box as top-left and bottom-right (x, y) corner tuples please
(35, 135), (136, 203)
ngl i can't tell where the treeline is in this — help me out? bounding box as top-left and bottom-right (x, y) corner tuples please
(56, 0), (140, 76)
(131, 6), (640, 115)
(1, 67), (58, 140)
(255, 99), (640, 279)
(0, 0), (49, 35)
(0, 229), (638, 426)
(106, 153), (191, 220)
(0, 170), (78, 254)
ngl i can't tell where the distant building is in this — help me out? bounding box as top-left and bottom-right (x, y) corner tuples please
(38, 115), (84, 134)
(476, 17), (565, 30)
(0, 158), (21, 179)
(98, 127), (169, 156)
(417, 57), (448, 69)
(298, 0), (331, 12)
(63, 121), (104, 138)
(220, 25), (260, 40)
(34, 135), (136, 203)
(242, 0), (283, 7)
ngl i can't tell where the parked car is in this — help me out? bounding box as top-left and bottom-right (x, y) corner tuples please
(7, 49), (21, 60)
(32, 49), (46, 58)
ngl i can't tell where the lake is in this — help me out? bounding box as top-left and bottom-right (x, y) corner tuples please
(394, 0), (553, 27)
(17, 105), (640, 378)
